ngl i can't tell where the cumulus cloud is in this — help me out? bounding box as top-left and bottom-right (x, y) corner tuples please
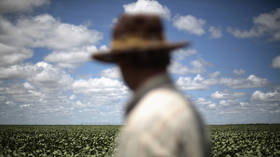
(69, 95), (77, 100)
(0, 62), (73, 88)
(211, 91), (246, 99)
(209, 71), (221, 78)
(123, 0), (171, 19)
(169, 59), (207, 75)
(72, 77), (128, 105)
(0, 2), (126, 124)
(233, 69), (246, 75)
(196, 97), (216, 109)
(220, 75), (269, 89)
(0, 0), (49, 13)
(208, 26), (222, 39)
(227, 8), (280, 41)
(0, 14), (102, 50)
(0, 64), (36, 80)
(173, 48), (197, 60)
(173, 15), (206, 35)
(272, 55), (280, 69)
(0, 14), (102, 69)
(251, 87), (280, 102)
(72, 77), (126, 95)
(23, 82), (35, 90)
(29, 62), (74, 90)
(45, 46), (99, 69)
(0, 61), (128, 124)
(0, 61), (78, 123)
(176, 74), (209, 90)
(176, 74), (269, 91)
(219, 99), (239, 106)
(244, 86), (280, 115)
(100, 67), (121, 79)
(0, 43), (33, 66)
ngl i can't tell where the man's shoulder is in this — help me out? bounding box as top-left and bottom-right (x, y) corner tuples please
(134, 87), (187, 115)
(126, 87), (198, 131)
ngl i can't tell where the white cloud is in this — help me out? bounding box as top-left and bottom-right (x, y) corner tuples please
(20, 104), (32, 108)
(0, 61), (128, 124)
(196, 97), (216, 109)
(219, 99), (239, 106)
(112, 18), (118, 24)
(173, 15), (206, 35)
(176, 74), (209, 90)
(45, 46), (98, 69)
(169, 61), (190, 75)
(123, 0), (171, 19)
(100, 67), (121, 79)
(233, 69), (246, 75)
(69, 95), (76, 100)
(196, 97), (211, 105)
(72, 77), (128, 107)
(0, 14), (102, 50)
(0, 64), (36, 80)
(169, 59), (207, 75)
(209, 71), (220, 78)
(23, 82), (35, 90)
(251, 88), (280, 102)
(0, 14), (102, 69)
(227, 8), (280, 41)
(240, 102), (250, 107)
(30, 62), (74, 90)
(0, 43), (33, 66)
(190, 59), (207, 73)
(208, 103), (216, 109)
(0, 62), (73, 91)
(0, 62), (74, 112)
(173, 48), (197, 60)
(242, 87), (280, 115)
(220, 75), (269, 89)
(211, 91), (246, 99)
(0, 11), (127, 124)
(176, 74), (269, 91)
(72, 77), (127, 98)
(208, 26), (222, 39)
(0, 0), (49, 13)
(272, 55), (280, 68)
(227, 27), (259, 38)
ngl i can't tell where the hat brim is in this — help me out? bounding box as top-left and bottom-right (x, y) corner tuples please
(92, 41), (189, 63)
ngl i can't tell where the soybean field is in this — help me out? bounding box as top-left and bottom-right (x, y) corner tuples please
(209, 124), (280, 157)
(0, 124), (279, 157)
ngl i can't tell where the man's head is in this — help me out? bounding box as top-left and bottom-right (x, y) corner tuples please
(116, 50), (170, 90)
(92, 13), (189, 90)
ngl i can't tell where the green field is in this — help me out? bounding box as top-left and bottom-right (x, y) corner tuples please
(0, 124), (279, 157)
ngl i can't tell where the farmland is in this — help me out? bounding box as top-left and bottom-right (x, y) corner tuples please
(0, 124), (279, 156)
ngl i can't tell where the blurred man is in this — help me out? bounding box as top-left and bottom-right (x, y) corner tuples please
(92, 13), (210, 157)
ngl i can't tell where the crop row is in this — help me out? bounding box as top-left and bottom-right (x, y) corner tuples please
(0, 124), (279, 157)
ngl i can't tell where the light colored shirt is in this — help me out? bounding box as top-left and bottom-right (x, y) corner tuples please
(115, 74), (210, 157)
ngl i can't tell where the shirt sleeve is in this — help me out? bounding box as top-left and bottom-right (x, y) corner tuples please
(176, 111), (211, 157)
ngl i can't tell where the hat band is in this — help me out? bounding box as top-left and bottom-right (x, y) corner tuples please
(111, 36), (165, 51)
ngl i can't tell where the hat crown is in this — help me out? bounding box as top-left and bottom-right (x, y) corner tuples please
(92, 13), (188, 63)
(113, 14), (165, 41)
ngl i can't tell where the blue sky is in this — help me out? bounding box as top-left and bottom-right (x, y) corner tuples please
(0, 0), (279, 125)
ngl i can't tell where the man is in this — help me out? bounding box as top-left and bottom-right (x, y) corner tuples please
(92, 14), (210, 157)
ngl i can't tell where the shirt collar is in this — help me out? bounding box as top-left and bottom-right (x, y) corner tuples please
(125, 73), (174, 116)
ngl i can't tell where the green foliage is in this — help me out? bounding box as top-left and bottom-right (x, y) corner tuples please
(0, 125), (119, 157)
(209, 124), (280, 157)
(0, 124), (279, 156)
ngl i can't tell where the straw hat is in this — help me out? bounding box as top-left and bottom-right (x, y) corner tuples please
(92, 13), (189, 63)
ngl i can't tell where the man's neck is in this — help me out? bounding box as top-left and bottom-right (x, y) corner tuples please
(132, 69), (167, 92)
